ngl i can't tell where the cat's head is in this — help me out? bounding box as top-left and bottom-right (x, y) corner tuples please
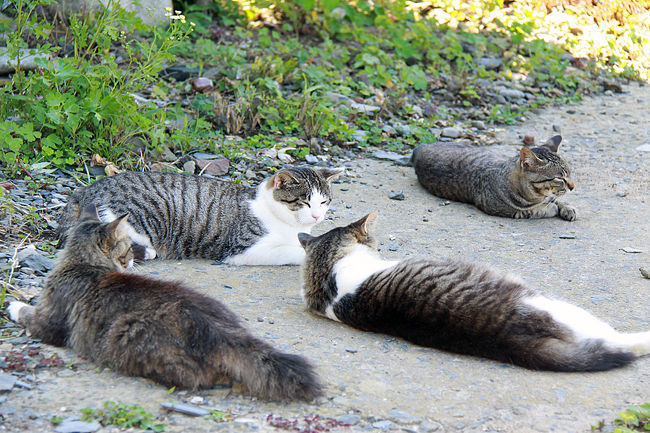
(265, 166), (344, 227)
(60, 205), (134, 272)
(518, 135), (574, 198)
(297, 212), (379, 302)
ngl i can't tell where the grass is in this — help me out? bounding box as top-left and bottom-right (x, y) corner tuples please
(1, 0), (649, 177)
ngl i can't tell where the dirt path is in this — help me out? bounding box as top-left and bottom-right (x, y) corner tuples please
(2, 83), (649, 433)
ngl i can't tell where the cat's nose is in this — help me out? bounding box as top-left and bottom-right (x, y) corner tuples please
(565, 179), (575, 190)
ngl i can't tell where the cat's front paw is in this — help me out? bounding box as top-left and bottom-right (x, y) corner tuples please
(6, 301), (28, 322)
(558, 204), (577, 221)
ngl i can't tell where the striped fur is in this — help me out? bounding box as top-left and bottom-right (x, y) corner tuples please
(411, 136), (577, 220)
(298, 213), (649, 371)
(9, 209), (322, 400)
(57, 167), (342, 265)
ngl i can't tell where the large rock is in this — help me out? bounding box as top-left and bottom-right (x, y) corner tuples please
(50, 0), (172, 26)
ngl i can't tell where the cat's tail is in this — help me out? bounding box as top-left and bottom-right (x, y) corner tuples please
(222, 337), (323, 401)
(524, 338), (639, 372)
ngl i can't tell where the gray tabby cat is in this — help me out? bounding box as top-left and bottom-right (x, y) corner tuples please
(57, 167), (343, 265)
(298, 212), (650, 371)
(8, 206), (322, 400)
(411, 136), (576, 220)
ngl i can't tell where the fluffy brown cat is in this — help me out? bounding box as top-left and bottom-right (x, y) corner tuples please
(8, 206), (322, 401)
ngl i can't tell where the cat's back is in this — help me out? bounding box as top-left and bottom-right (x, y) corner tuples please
(74, 171), (250, 203)
(58, 172), (256, 256)
(411, 143), (505, 203)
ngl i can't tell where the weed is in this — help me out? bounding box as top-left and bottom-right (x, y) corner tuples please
(81, 401), (166, 432)
(204, 409), (232, 423)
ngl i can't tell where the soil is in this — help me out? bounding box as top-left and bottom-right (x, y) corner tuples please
(1, 82), (649, 433)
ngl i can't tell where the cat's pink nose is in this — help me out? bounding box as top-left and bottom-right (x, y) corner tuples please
(566, 179), (575, 190)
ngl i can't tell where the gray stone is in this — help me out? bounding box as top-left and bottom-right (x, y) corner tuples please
(18, 249), (54, 276)
(160, 402), (211, 416)
(0, 372), (16, 392)
(395, 123), (413, 136)
(372, 420), (396, 430)
(498, 87), (526, 99)
(0, 50), (48, 74)
(389, 191), (405, 200)
(192, 152), (221, 160)
(388, 409), (420, 424)
(471, 120), (486, 130)
(304, 154), (319, 164)
(419, 420), (441, 432)
(479, 57), (502, 70)
(54, 418), (101, 433)
(348, 101), (380, 113)
(183, 160), (196, 174)
(635, 143), (650, 152)
(382, 125), (396, 135)
(370, 150), (409, 165)
(351, 130), (368, 141)
(194, 157), (229, 176)
(337, 414), (360, 425)
(48, 0), (172, 26)
(441, 127), (461, 138)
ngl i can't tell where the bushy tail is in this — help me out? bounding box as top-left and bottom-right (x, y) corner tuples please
(223, 339), (323, 401)
(521, 338), (637, 372)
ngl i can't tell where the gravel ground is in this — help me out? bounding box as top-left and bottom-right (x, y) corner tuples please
(1, 82), (649, 433)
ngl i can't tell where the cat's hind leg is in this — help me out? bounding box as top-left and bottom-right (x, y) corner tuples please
(102, 313), (208, 389)
(522, 295), (647, 370)
(97, 207), (157, 260)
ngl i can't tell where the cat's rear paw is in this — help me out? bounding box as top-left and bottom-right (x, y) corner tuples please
(558, 205), (577, 221)
(7, 301), (28, 322)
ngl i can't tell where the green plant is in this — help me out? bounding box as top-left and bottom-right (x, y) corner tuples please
(204, 409), (232, 423)
(50, 416), (63, 426)
(82, 401), (166, 432)
(614, 404), (650, 432)
(0, 0), (195, 174)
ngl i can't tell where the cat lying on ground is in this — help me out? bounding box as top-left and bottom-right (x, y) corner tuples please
(412, 136), (576, 220)
(57, 167), (343, 265)
(298, 212), (649, 371)
(9, 206), (322, 400)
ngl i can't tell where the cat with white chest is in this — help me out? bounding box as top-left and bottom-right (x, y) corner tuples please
(298, 212), (650, 371)
(56, 167), (343, 265)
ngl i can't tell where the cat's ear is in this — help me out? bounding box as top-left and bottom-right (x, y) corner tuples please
(79, 205), (101, 222)
(106, 214), (130, 243)
(354, 211), (379, 237)
(542, 135), (562, 153)
(520, 147), (542, 170)
(271, 171), (298, 189)
(297, 232), (315, 249)
(319, 167), (345, 183)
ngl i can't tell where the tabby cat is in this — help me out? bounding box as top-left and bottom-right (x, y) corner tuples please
(411, 136), (576, 220)
(8, 206), (322, 400)
(57, 167), (343, 265)
(298, 212), (650, 371)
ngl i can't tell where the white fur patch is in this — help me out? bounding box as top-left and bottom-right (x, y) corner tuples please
(524, 295), (650, 355)
(98, 207), (157, 260)
(7, 301), (28, 322)
(332, 244), (398, 303)
(226, 183), (324, 265)
(325, 305), (339, 321)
